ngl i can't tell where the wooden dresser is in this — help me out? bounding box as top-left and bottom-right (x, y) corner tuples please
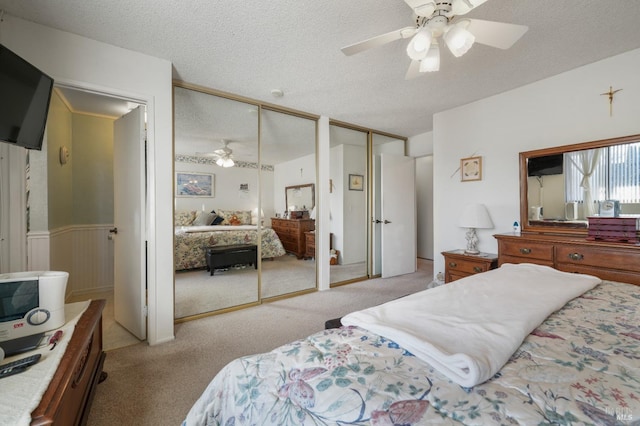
(442, 250), (498, 283)
(304, 232), (333, 259)
(495, 233), (640, 285)
(271, 218), (315, 259)
(31, 299), (106, 425)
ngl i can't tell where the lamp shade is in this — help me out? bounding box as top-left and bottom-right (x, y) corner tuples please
(419, 41), (440, 72)
(406, 28), (432, 60)
(459, 203), (493, 229)
(444, 24), (475, 57)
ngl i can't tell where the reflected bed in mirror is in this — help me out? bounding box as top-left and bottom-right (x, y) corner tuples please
(520, 134), (640, 235)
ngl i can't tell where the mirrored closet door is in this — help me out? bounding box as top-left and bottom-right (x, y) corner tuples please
(329, 124), (369, 285)
(260, 108), (317, 298)
(173, 83), (319, 320)
(173, 85), (260, 318)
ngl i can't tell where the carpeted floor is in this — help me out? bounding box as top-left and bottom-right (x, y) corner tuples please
(87, 258), (434, 426)
(175, 254), (317, 318)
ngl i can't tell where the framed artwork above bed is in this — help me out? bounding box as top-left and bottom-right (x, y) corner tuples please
(176, 172), (214, 197)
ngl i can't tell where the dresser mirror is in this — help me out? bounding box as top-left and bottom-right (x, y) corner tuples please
(285, 183), (315, 214)
(520, 134), (640, 235)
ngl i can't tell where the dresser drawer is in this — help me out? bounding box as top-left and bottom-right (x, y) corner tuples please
(498, 239), (553, 262)
(445, 258), (491, 274)
(499, 254), (554, 267)
(555, 245), (640, 273)
(442, 251), (498, 283)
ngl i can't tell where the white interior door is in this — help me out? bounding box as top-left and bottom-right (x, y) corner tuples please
(113, 106), (146, 340)
(381, 153), (416, 278)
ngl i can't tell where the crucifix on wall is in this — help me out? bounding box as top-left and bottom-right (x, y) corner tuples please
(600, 85), (622, 117)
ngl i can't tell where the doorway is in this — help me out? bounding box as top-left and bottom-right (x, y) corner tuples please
(42, 86), (146, 350)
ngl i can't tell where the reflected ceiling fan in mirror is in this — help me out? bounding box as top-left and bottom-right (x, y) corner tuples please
(197, 139), (235, 167)
(341, 0), (528, 79)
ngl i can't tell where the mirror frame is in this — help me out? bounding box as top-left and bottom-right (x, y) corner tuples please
(285, 183), (315, 213)
(520, 133), (640, 236)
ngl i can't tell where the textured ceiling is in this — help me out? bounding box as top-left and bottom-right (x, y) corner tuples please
(2, 0), (640, 140)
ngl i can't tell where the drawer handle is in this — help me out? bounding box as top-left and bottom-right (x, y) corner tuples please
(568, 253), (584, 261)
(473, 266), (483, 273)
(519, 248), (531, 255)
(448, 262), (457, 268)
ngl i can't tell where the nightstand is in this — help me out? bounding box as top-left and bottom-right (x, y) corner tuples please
(441, 250), (498, 283)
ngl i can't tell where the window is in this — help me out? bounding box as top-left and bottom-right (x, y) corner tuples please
(565, 142), (640, 204)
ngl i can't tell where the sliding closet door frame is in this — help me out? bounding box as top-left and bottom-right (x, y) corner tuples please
(173, 81), (320, 322)
(328, 119), (407, 285)
(259, 104), (320, 302)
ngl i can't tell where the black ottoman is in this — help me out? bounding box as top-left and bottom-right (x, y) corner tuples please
(204, 244), (258, 276)
(324, 317), (342, 329)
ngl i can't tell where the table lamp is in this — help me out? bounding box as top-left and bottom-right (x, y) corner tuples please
(459, 203), (494, 254)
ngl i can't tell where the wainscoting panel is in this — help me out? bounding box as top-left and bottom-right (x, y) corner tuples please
(27, 231), (51, 271)
(44, 225), (114, 297)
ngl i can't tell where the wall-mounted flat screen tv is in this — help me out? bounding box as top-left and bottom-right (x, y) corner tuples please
(0, 44), (54, 151)
(527, 154), (564, 177)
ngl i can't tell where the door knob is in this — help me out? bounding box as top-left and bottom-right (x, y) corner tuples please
(109, 227), (118, 234)
(383, 220), (391, 224)
(373, 219), (382, 223)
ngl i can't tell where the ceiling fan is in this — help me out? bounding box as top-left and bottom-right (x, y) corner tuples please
(197, 139), (235, 167)
(341, 0), (528, 79)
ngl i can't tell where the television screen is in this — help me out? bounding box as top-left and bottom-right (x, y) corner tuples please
(527, 154), (563, 176)
(0, 44), (54, 151)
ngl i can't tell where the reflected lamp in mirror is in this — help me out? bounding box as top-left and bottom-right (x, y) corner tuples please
(459, 203), (494, 254)
(309, 206), (316, 220)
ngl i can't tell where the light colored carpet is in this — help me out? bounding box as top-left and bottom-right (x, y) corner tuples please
(330, 261), (367, 283)
(175, 254), (316, 318)
(87, 258), (433, 426)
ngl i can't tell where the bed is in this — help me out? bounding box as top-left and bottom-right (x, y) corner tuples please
(183, 263), (639, 425)
(174, 210), (286, 271)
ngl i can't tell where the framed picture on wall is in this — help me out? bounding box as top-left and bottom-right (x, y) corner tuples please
(460, 156), (482, 182)
(349, 174), (364, 191)
(176, 172), (214, 197)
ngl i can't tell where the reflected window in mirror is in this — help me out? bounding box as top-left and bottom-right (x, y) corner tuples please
(521, 134), (640, 235)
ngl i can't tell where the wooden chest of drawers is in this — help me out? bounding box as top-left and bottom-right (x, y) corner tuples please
(442, 250), (498, 283)
(304, 232), (333, 259)
(495, 233), (640, 285)
(32, 299), (106, 425)
(271, 218), (315, 259)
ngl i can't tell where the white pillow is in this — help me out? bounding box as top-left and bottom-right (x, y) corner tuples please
(192, 211), (216, 226)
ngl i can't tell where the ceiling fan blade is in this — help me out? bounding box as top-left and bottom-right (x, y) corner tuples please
(403, 0), (436, 16)
(450, 0), (489, 16)
(405, 60), (421, 80)
(341, 26), (416, 56)
(465, 19), (528, 49)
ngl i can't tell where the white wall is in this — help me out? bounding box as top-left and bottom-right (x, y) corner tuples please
(273, 153), (316, 216)
(433, 48), (640, 279)
(3, 15), (174, 345)
(416, 155), (434, 259)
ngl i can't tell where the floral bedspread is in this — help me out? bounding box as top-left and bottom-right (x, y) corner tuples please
(175, 227), (286, 270)
(183, 280), (640, 425)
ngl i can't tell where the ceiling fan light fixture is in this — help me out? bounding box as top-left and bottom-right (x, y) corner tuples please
(216, 158), (225, 167)
(406, 28), (432, 60)
(419, 42), (440, 72)
(444, 24), (475, 57)
(450, 0), (488, 16)
(222, 158), (235, 168)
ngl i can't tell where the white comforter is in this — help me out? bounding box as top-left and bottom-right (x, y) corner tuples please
(341, 263), (601, 387)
